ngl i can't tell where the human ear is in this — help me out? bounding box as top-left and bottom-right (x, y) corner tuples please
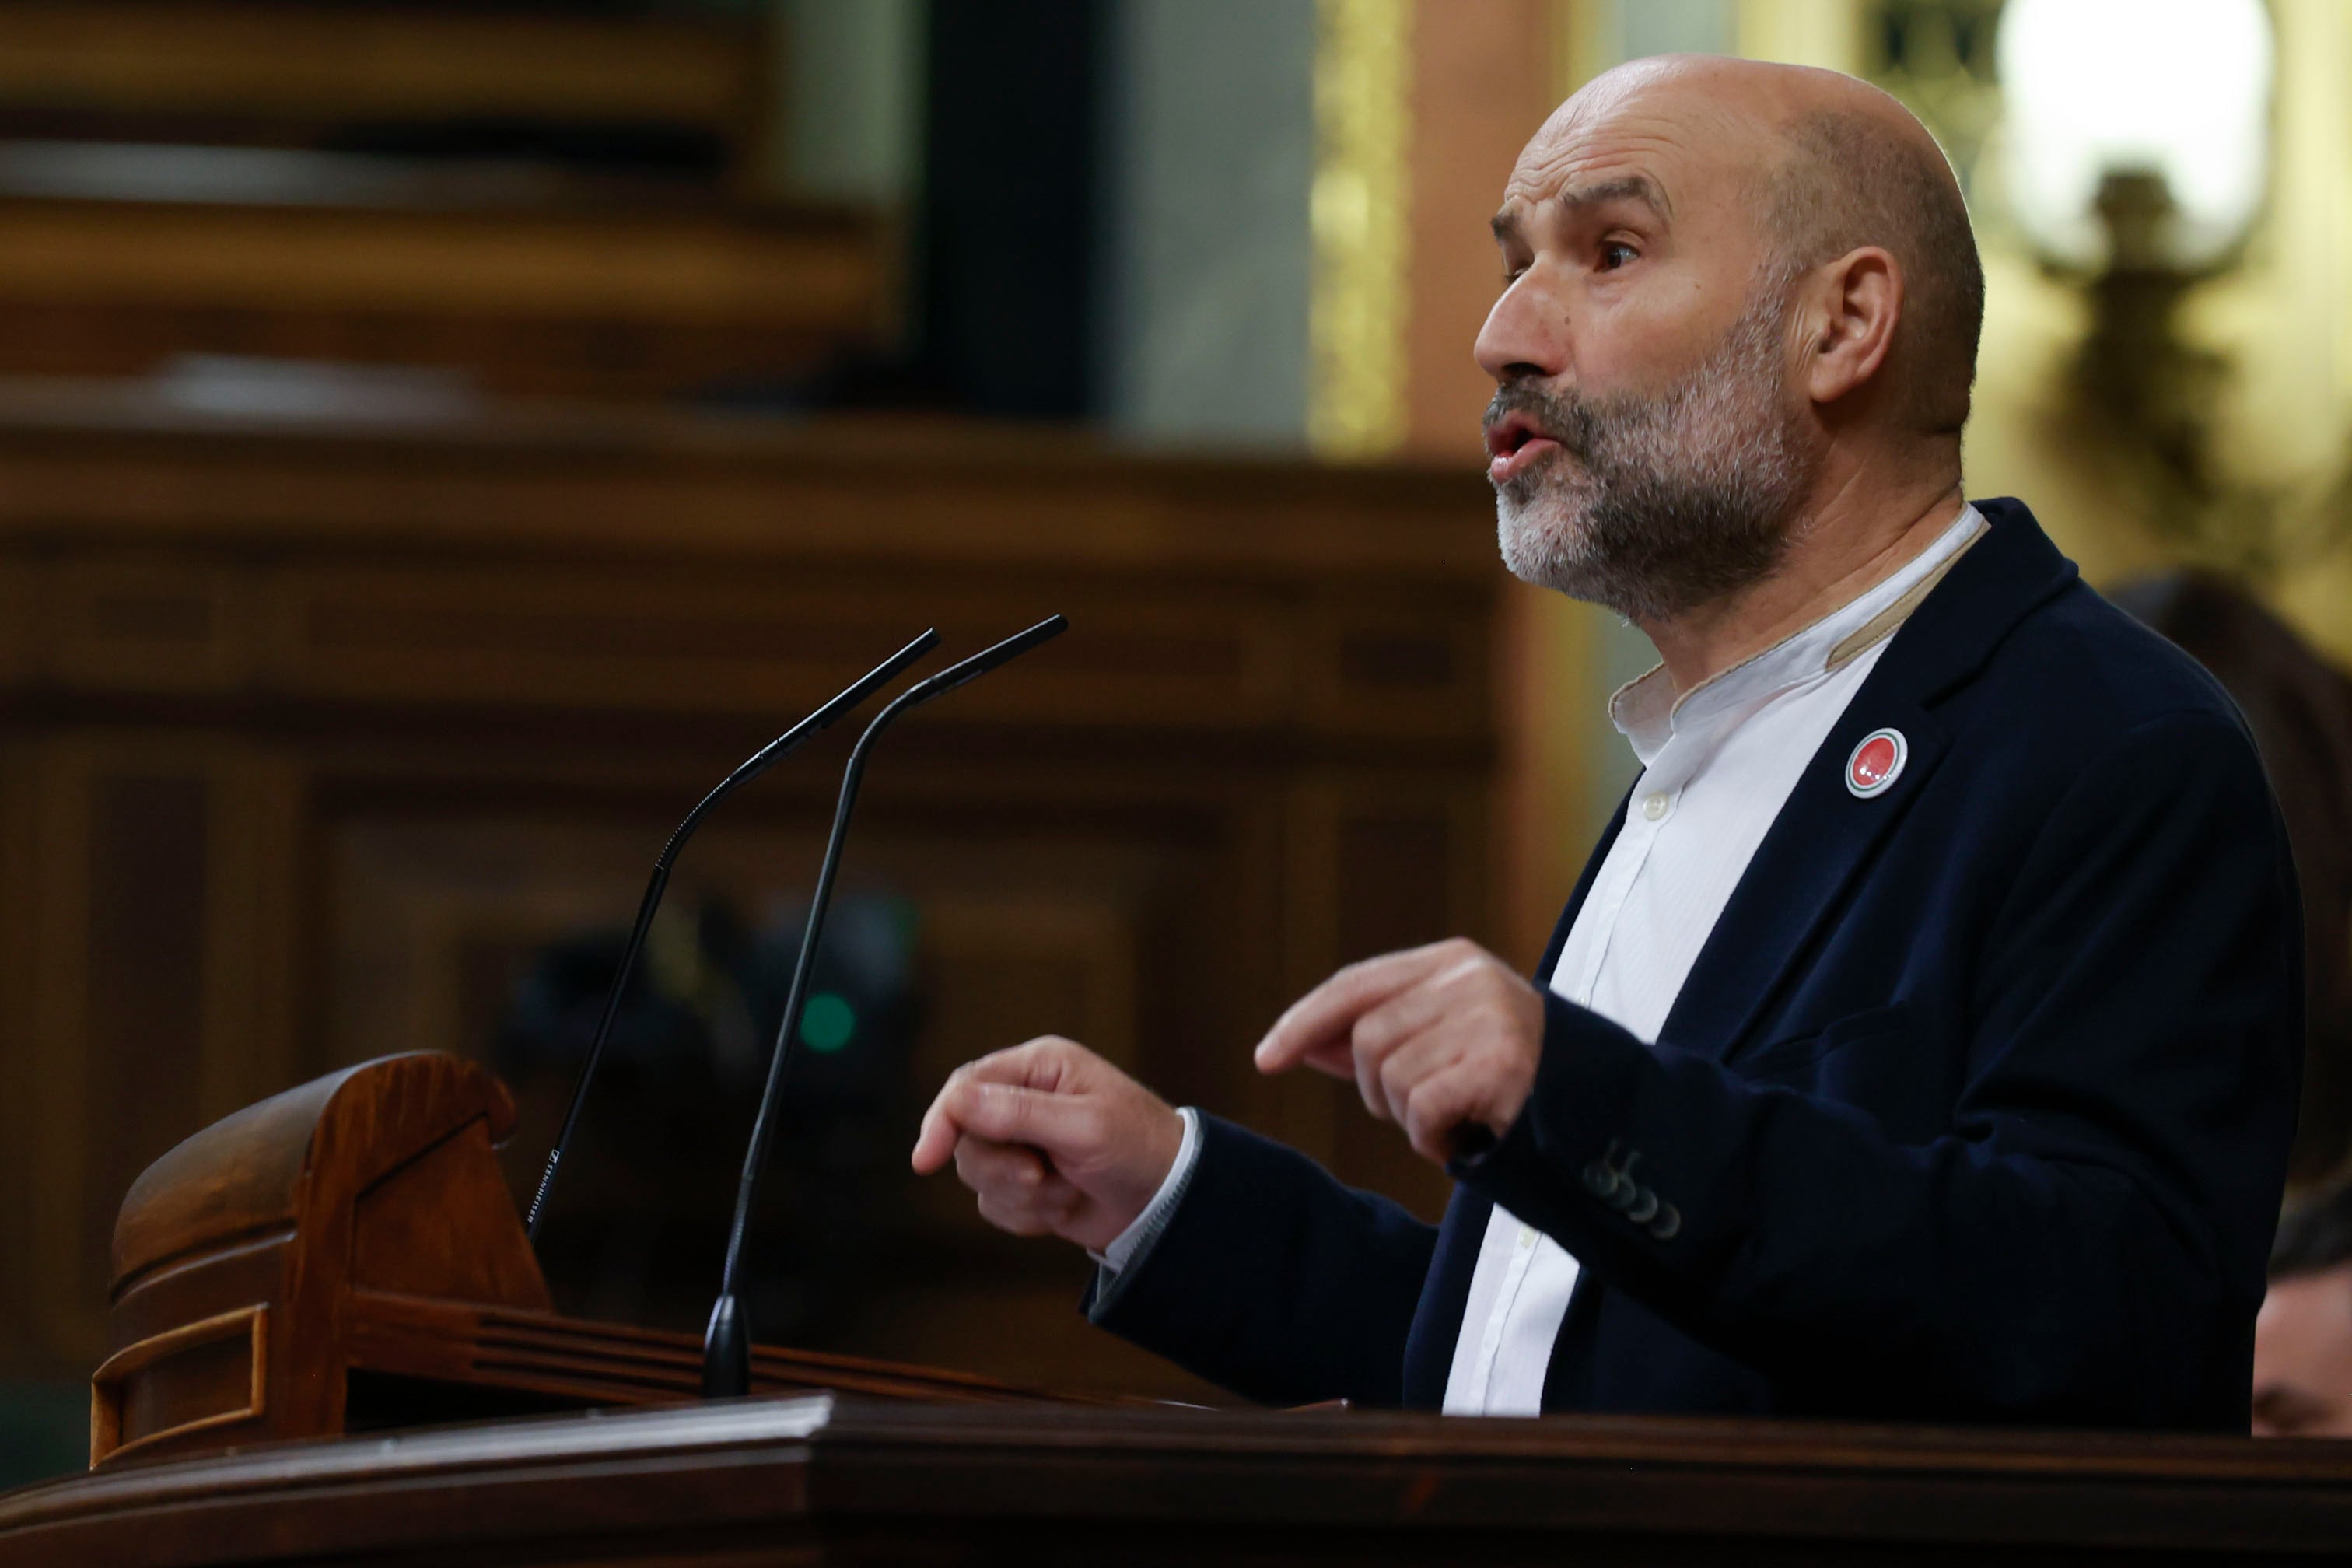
(1801, 246), (1902, 406)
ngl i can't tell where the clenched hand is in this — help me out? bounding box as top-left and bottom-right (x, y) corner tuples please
(909, 1036), (1184, 1253)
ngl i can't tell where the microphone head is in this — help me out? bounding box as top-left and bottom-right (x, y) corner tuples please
(704, 626), (941, 806)
(824, 628), (940, 720)
(915, 614), (1068, 701)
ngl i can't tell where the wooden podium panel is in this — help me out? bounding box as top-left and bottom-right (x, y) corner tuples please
(13, 1395), (2352, 1565)
(89, 1052), (1073, 1469)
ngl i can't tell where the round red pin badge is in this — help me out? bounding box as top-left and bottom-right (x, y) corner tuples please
(1846, 728), (1907, 798)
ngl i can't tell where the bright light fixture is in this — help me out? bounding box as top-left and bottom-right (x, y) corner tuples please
(1997, 0), (2274, 268)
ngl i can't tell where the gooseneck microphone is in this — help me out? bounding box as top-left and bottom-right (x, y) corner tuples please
(702, 614), (1068, 1397)
(523, 629), (941, 1239)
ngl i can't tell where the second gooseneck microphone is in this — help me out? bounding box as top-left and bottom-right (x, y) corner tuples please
(523, 629), (941, 1240)
(702, 613), (1068, 1398)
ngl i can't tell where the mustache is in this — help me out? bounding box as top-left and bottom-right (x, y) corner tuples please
(1483, 381), (1601, 463)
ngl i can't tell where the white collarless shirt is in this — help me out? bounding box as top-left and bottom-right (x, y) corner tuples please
(1439, 504), (1986, 1416)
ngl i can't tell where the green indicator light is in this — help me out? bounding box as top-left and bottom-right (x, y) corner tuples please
(800, 992), (856, 1054)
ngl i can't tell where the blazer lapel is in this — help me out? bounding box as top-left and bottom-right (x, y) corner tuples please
(1658, 699), (1949, 1062)
(1655, 497), (2079, 1065)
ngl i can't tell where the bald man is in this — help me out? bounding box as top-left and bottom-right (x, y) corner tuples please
(914, 57), (2301, 1428)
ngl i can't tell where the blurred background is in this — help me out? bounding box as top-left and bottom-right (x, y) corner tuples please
(4, 0), (2351, 1487)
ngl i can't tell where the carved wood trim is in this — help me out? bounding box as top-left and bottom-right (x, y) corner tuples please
(344, 1290), (1080, 1410)
(0, 3), (770, 133)
(89, 1302), (267, 1467)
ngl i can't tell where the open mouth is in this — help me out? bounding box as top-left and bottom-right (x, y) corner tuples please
(1484, 410), (1563, 484)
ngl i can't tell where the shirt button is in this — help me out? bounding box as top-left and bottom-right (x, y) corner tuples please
(1517, 1223), (1537, 1251)
(1641, 791), (1670, 821)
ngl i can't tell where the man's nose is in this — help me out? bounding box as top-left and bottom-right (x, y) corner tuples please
(1475, 273), (1569, 386)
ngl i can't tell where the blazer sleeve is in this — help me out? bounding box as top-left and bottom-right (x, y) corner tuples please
(1083, 1111), (1438, 1407)
(1455, 707), (2301, 1426)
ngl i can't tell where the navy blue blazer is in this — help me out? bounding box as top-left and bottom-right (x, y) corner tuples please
(1090, 499), (2302, 1430)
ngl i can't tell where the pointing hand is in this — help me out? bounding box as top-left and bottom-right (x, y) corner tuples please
(1254, 937), (1544, 1164)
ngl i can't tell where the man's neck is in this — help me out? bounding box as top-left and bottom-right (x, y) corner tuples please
(1640, 478), (1967, 696)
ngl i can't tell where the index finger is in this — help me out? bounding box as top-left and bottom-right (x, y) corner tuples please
(913, 1078), (1097, 1174)
(910, 1040), (1087, 1173)
(1252, 940), (1473, 1076)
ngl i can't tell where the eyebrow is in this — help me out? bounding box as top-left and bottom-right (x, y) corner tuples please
(1490, 175), (1673, 241)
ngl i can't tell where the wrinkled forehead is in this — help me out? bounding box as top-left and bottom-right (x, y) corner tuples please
(1499, 78), (1775, 229)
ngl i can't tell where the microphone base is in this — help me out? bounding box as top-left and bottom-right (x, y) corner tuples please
(701, 1292), (753, 1400)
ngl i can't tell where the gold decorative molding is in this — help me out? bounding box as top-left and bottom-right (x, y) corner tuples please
(1308, 0), (1412, 460)
(1548, 0), (1618, 96)
(1548, 0), (1865, 96)
(1736, 0), (1869, 73)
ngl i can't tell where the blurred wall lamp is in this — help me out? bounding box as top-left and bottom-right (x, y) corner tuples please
(1997, 0), (2279, 564)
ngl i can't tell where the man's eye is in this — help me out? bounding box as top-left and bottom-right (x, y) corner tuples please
(1598, 242), (1638, 271)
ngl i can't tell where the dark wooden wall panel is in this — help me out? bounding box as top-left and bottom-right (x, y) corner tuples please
(0, 403), (1510, 1401)
(79, 772), (209, 1301)
(0, 740), (32, 1358)
(21, 743), (96, 1368)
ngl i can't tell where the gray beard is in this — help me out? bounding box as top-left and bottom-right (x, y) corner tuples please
(1491, 289), (1813, 623)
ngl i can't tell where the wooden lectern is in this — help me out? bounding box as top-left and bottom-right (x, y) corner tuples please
(12, 1051), (2352, 1565)
(87, 1052), (1062, 1469)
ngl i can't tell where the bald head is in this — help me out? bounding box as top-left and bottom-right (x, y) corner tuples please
(1520, 55), (1983, 438)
